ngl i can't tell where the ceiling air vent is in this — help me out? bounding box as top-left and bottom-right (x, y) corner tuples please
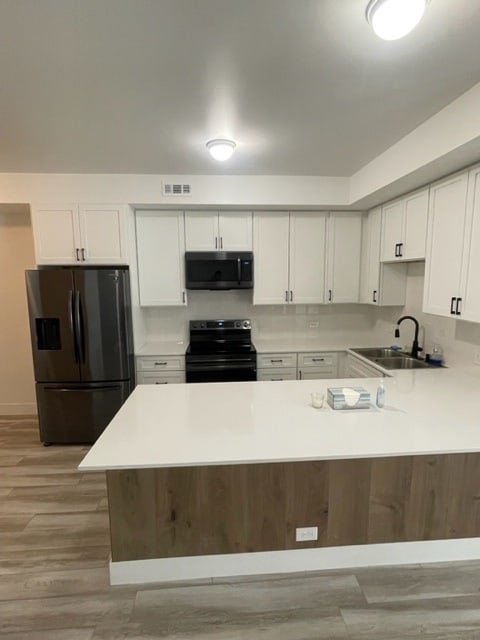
(162, 182), (192, 196)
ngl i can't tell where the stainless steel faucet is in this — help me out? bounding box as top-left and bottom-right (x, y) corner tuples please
(395, 315), (421, 359)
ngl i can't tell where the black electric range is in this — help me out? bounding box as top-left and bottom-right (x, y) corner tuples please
(185, 319), (257, 383)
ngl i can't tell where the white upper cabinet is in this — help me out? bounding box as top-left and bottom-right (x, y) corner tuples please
(460, 166), (480, 322)
(289, 212), (327, 304)
(253, 211), (327, 305)
(360, 207), (407, 306)
(253, 212), (290, 304)
(135, 210), (186, 307)
(326, 212), (362, 304)
(424, 166), (480, 322)
(31, 203), (128, 265)
(381, 188), (429, 262)
(185, 211), (252, 251)
(423, 172), (469, 318)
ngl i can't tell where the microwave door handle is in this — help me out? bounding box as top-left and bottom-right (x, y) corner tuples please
(237, 257), (241, 284)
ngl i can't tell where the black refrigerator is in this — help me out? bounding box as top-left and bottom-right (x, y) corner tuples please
(25, 267), (135, 445)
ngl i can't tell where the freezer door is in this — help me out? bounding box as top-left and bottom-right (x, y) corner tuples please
(26, 269), (81, 382)
(36, 381), (132, 444)
(73, 269), (133, 382)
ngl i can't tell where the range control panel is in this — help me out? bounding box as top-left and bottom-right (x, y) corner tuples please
(189, 319), (251, 331)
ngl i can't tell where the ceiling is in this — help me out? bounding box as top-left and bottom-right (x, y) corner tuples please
(1, 0), (480, 176)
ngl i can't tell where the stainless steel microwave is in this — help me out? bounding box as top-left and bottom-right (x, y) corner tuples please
(185, 251), (254, 290)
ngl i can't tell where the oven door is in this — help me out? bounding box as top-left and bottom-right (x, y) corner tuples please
(185, 356), (256, 383)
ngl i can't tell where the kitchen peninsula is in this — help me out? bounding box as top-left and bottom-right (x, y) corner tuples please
(79, 364), (480, 585)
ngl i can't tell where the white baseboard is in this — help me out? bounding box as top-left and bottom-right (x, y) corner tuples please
(109, 538), (480, 586)
(0, 403), (37, 416)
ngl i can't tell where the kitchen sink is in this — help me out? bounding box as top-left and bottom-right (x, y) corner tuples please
(351, 347), (438, 370)
(352, 347), (405, 359)
(373, 357), (431, 370)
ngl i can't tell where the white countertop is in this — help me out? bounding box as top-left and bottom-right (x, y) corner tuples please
(136, 341), (187, 356)
(79, 366), (480, 471)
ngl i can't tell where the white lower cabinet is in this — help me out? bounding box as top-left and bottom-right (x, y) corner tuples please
(136, 355), (185, 384)
(257, 368), (297, 381)
(135, 211), (187, 306)
(257, 352), (298, 381)
(345, 354), (383, 378)
(257, 351), (338, 381)
(297, 352), (338, 379)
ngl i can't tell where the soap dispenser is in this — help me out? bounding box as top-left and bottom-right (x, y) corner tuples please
(429, 343), (444, 366)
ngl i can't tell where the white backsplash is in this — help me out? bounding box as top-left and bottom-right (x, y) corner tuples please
(372, 262), (480, 367)
(138, 264), (480, 365)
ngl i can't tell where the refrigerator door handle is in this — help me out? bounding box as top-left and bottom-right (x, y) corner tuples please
(74, 290), (85, 363)
(68, 290), (79, 363)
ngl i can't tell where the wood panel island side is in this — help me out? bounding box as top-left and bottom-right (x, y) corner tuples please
(79, 368), (480, 585)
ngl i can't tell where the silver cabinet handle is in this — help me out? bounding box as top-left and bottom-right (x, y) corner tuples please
(154, 362), (168, 366)
(290, 290), (293, 302)
(270, 359), (284, 363)
(220, 236), (223, 249)
(328, 289), (332, 302)
(312, 358), (325, 362)
(299, 370), (302, 380)
(81, 248), (86, 261)
(182, 291), (186, 304)
(285, 290), (288, 302)
(75, 248), (80, 261)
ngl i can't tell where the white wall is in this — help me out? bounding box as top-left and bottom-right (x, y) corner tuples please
(0, 207), (36, 414)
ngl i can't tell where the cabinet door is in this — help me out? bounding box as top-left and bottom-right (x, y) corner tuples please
(459, 167), (480, 322)
(423, 172), (469, 317)
(78, 205), (128, 264)
(403, 188), (429, 260)
(253, 212), (290, 304)
(184, 211), (218, 250)
(346, 354), (382, 378)
(360, 207), (381, 304)
(326, 212), (362, 303)
(218, 211), (252, 250)
(31, 204), (80, 264)
(289, 212), (327, 304)
(381, 200), (404, 262)
(136, 211), (186, 306)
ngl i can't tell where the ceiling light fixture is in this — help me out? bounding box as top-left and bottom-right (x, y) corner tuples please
(366, 0), (427, 41)
(206, 139), (236, 162)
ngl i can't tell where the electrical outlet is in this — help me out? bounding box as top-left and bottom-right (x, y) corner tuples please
(474, 349), (480, 366)
(295, 526), (318, 542)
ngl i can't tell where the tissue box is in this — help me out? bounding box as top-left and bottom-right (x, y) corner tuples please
(327, 386), (370, 410)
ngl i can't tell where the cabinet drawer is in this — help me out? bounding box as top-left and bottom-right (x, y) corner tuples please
(136, 356), (185, 371)
(137, 371), (185, 384)
(298, 368), (337, 380)
(298, 352), (338, 368)
(257, 368), (297, 381)
(257, 353), (297, 368)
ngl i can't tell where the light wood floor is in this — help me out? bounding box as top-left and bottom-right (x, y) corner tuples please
(2, 417), (480, 639)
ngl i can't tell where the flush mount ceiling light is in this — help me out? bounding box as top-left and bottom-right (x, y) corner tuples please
(206, 139), (236, 162)
(366, 0), (428, 40)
